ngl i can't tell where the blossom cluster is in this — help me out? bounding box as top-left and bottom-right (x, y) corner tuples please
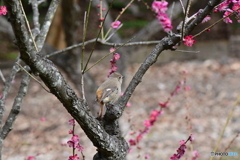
(183, 35), (196, 47)
(170, 135), (199, 160)
(214, 0), (240, 23)
(129, 110), (163, 146)
(128, 70), (192, 158)
(0, 6), (7, 15)
(108, 48), (121, 76)
(152, 1), (173, 32)
(67, 119), (84, 160)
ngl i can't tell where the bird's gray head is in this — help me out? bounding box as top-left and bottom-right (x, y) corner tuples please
(109, 72), (123, 83)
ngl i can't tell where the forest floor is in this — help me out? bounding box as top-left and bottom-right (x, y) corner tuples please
(1, 57), (240, 160)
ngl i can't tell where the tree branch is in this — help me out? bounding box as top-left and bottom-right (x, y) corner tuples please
(0, 73), (30, 140)
(35, 0), (60, 50)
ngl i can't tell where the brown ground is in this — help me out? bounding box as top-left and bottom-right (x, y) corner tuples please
(1, 58), (240, 160)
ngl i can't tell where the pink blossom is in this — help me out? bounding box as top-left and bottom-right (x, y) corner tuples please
(113, 53), (120, 60)
(232, 2), (240, 11)
(156, 12), (173, 32)
(184, 85), (191, 91)
(109, 47), (116, 53)
(68, 154), (80, 160)
(0, 6), (7, 15)
(128, 147), (133, 153)
(216, 1), (230, 11)
(72, 135), (80, 142)
(109, 53), (121, 76)
(27, 156), (36, 160)
(170, 154), (178, 160)
(179, 140), (185, 145)
(158, 102), (169, 108)
(144, 120), (151, 127)
(40, 117), (46, 121)
(189, 134), (194, 141)
(183, 35), (196, 47)
(111, 65), (117, 72)
(126, 102), (131, 107)
(136, 133), (143, 143)
(68, 119), (75, 126)
(145, 154), (150, 159)
(223, 10), (233, 23)
(129, 139), (136, 146)
(182, 70), (188, 74)
(192, 150), (200, 160)
(69, 129), (73, 134)
(111, 21), (121, 28)
(76, 144), (84, 152)
(129, 131), (136, 135)
(202, 16), (211, 23)
(152, 1), (168, 13)
(67, 140), (75, 148)
(150, 110), (162, 118)
(67, 135), (79, 148)
(152, 1), (172, 32)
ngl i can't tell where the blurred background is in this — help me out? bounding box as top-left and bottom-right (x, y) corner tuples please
(0, 0), (240, 159)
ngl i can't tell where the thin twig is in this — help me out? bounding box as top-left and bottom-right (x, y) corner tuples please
(81, 75), (85, 100)
(0, 73), (30, 140)
(219, 131), (240, 160)
(19, 0), (38, 51)
(105, 24), (123, 42)
(175, 49), (200, 53)
(46, 39), (163, 58)
(82, 5), (112, 73)
(170, 2), (175, 20)
(16, 62), (50, 93)
(193, 9), (240, 38)
(46, 39), (97, 58)
(210, 95), (240, 160)
(99, 0), (104, 39)
(84, 36), (137, 72)
(104, 0), (134, 39)
(35, 0), (60, 50)
(179, 0), (185, 14)
(181, 0), (192, 40)
(0, 70), (6, 83)
(0, 58), (21, 131)
(81, 0), (92, 71)
(81, 11), (87, 71)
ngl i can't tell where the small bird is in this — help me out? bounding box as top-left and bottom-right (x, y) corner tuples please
(96, 72), (123, 118)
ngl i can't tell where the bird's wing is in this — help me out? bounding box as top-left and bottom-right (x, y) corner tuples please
(100, 86), (118, 102)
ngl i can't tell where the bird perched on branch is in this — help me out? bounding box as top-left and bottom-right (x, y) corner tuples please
(96, 72), (123, 118)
